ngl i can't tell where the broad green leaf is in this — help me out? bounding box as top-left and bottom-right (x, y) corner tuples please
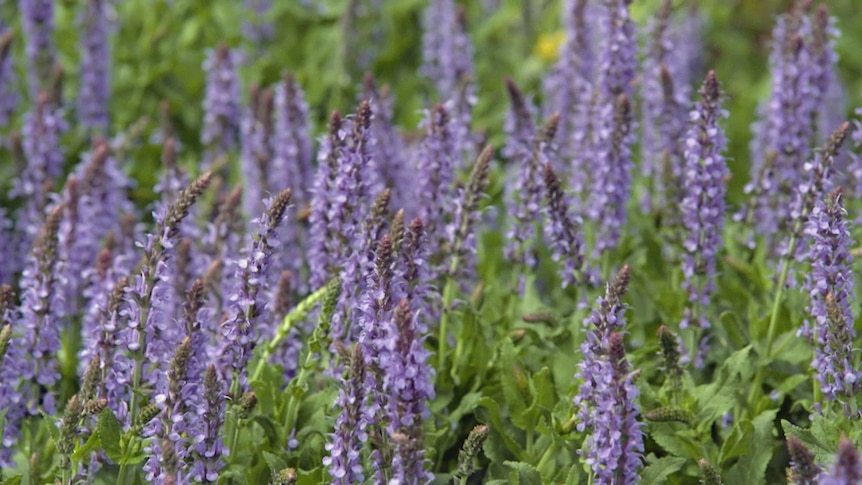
(650, 425), (704, 460)
(73, 431), (102, 461)
(476, 396), (523, 459)
(719, 420), (755, 463)
(504, 461), (543, 485)
(564, 464), (582, 485)
(97, 408), (123, 463)
(252, 415), (282, 446)
(1, 476), (22, 485)
(724, 409), (777, 484)
(719, 311), (747, 348)
(499, 339), (529, 424)
(262, 451), (289, 479)
(640, 456), (687, 485)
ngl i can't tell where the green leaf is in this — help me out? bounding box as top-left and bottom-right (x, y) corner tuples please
(504, 461), (543, 485)
(650, 425), (704, 460)
(564, 464), (582, 485)
(1, 476), (22, 485)
(98, 408), (123, 462)
(719, 311), (748, 348)
(724, 409), (777, 484)
(73, 431), (102, 461)
(719, 420), (755, 463)
(476, 397), (523, 459)
(262, 451), (289, 479)
(499, 339), (529, 424)
(640, 456), (687, 485)
(252, 415), (282, 446)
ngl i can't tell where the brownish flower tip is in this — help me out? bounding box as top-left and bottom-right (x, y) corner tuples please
(611, 264), (632, 300)
(373, 188), (392, 219)
(216, 42), (230, 61)
(356, 100), (373, 131)
(50, 62), (64, 106)
(363, 71), (377, 93)
(162, 137), (177, 170)
(267, 188), (293, 228)
(274, 270), (293, 317)
(0, 31), (14, 60)
(825, 122), (851, 158)
(659, 63), (676, 95)
(473, 145), (494, 182)
(433, 103), (450, 128)
(542, 113), (561, 143)
(504, 77), (529, 117)
(701, 70), (720, 103)
(258, 88), (275, 126)
(283, 70), (297, 88)
(328, 110), (343, 136)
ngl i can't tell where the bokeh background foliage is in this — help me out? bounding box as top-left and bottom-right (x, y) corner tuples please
(4, 0), (862, 203)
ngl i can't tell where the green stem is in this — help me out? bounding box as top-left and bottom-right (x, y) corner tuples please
(438, 278), (456, 373)
(536, 441), (558, 473)
(749, 235), (797, 410)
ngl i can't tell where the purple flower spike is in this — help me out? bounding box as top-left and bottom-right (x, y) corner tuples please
(822, 439), (862, 485)
(324, 343), (368, 485)
(273, 71), (313, 206)
(308, 111), (346, 289)
(13, 205), (65, 421)
(581, 332), (644, 484)
(202, 44), (241, 165)
(743, 2), (836, 251)
(641, 0), (697, 213)
(680, 71), (729, 331)
(0, 30), (18, 128)
(803, 189), (860, 409)
(220, 189), (292, 392)
(421, 0), (473, 104)
(543, 0), (597, 167)
(385, 299), (435, 484)
(20, 0), (56, 99)
(574, 265), (630, 428)
(416, 104), (457, 247)
(542, 161), (586, 289)
(78, 0), (110, 132)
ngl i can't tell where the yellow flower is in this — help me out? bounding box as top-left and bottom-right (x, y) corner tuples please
(535, 30), (566, 62)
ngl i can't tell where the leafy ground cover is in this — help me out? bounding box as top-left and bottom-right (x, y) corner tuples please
(2, 0), (862, 484)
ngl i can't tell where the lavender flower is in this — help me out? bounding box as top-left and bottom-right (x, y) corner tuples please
(744, 3), (826, 249)
(507, 113), (558, 291)
(581, 0), (637, 256)
(189, 364), (226, 483)
(16, 91), (68, 245)
(415, 104), (457, 247)
(586, 93), (634, 256)
(421, 0), (473, 105)
(680, 71), (728, 331)
(144, 278), (205, 480)
(542, 162), (586, 289)
(202, 44), (241, 165)
(385, 299), (435, 484)
(78, 0), (110, 131)
(574, 265), (631, 430)
(822, 439), (862, 485)
(308, 111), (347, 289)
(0, 30), (17, 128)
(363, 74), (407, 210)
(0, 284), (20, 466)
(444, 145), (493, 286)
(544, 0), (597, 169)
(220, 189), (292, 392)
(786, 435), (820, 485)
(240, 86), (275, 218)
(120, 173), (212, 428)
(323, 343), (368, 484)
(640, 0), (695, 213)
(11, 205), (65, 423)
(803, 189), (860, 407)
(242, 0), (274, 45)
(580, 332), (643, 484)
(20, 0), (56, 98)
(273, 71), (313, 206)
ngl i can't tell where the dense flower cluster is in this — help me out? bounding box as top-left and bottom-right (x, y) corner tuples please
(680, 71), (728, 331)
(803, 189), (859, 406)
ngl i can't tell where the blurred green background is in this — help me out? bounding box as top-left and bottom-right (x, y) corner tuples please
(5, 0), (862, 204)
